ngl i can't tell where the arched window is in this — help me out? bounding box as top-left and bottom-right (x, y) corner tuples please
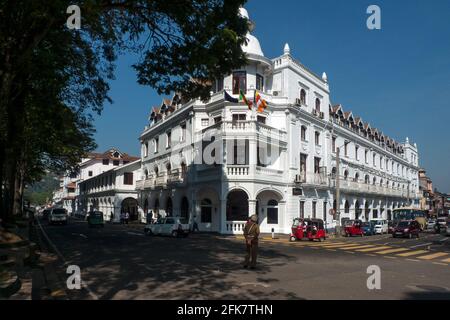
(344, 170), (349, 180)
(300, 89), (306, 105)
(380, 179), (383, 186)
(200, 199), (212, 223)
(354, 172), (359, 182)
(144, 169), (149, 179)
(226, 190), (249, 221)
(344, 200), (350, 214)
(331, 167), (337, 178)
(267, 200), (278, 224)
(301, 126), (307, 141)
(365, 175), (370, 184)
(166, 162), (171, 173)
(373, 177), (377, 185)
(154, 165), (159, 176)
(315, 98), (321, 113)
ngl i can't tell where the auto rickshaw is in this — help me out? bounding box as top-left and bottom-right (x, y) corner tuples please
(87, 211), (105, 228)
(290, 218), (327, 242)
(344, 219), (364, 237)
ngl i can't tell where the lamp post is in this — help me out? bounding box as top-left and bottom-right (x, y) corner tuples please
(335, 146), (341, 237)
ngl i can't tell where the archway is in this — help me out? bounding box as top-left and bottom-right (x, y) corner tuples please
(355, 200), (362, 219)
(154, 198), (160, 215)
(143, 198), (149, 214)
(166, 197), (173, 217)
(180, 196), (189, 219)
(226, 190), (249, 221)
(121, 197), (139, 221)
(200, 199), (213, 223)
(364, 202), (370, 221)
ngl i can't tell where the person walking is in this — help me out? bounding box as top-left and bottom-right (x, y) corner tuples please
(192, 215), (200, 233)
(110, 211), (114, 223)
(125, 211), (130, 224)
(243, 214), (260, 270)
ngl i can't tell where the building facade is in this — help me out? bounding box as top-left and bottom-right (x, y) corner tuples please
(136, 8), (420, 234)
(77, 159), (141, 222)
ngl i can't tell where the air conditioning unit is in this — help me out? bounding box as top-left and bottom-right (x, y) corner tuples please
(294, 174), (304, 184)
(320, 112), (324, 119)
(295, 98), (302, 106)
(312, 109), (318, 116)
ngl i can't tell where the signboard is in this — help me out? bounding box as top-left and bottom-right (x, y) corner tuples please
(293, 188), (303, 196)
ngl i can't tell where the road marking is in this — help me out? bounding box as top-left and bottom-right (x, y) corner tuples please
(326, 249), (337, 252)
(338, 245), (375, 250)
(397, 250), (429, 257)
(295, 242), (346, 247)
(432, 262), (448, 266)
(375, 248), (410, 255)
(315, 243), (361, 249)
(416, 252), (449, 260)
(441, 258), (450, 263)
(126, 232), (144, 236)
(355, 246), (391, 252)
(384, 256), (397, 259)
(406, 259), (420, 262)
(409, 242), (433, 249)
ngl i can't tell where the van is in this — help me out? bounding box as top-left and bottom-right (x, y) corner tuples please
(372, 219), (388, 234)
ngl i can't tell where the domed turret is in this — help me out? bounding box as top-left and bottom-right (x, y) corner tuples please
(239, 7), (264, 57)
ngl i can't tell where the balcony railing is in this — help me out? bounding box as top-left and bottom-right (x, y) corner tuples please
(200, 120), (287, 142)
(224, 221), (247, 234)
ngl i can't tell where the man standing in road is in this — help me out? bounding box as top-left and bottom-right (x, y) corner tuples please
(243, 214), (260, 270)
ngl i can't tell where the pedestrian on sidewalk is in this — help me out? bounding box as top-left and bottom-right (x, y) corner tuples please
(192, 215), (200, 233)
(243, 214), (260, 270)
(110, 211), (114, 223)
(125, 212), (130, 224)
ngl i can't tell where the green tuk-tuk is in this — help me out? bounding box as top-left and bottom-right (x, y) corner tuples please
(87, 211), (104, 228)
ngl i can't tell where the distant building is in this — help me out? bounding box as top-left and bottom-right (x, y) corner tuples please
(77, 159), (141, 222)
(51, 148), (139, 217)
(419, 168), (434, 214)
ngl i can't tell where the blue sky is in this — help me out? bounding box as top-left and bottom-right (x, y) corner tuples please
(92, 0), (450, 192)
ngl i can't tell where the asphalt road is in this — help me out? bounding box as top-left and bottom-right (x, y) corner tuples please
(39, 218), (450, 300)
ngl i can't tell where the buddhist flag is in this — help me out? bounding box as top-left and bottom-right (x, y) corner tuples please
(239, 90), (253, 110)
(255, 90), (268, 113)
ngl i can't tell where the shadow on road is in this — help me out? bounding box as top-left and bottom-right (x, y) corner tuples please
(54, 226), (304, 300)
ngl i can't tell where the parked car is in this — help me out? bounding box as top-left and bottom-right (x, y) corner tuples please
(426, 219), (436, 231)
(388, 221), (396, 234)
(392, 220), (420, 238)
(144, 217), (190, 237)
(87, 211), (104, 228)
(344, 219), (364, 237)
(362, 221), (376, 236)
(373, 220), (388, 234)
(48, 208), (68, 225)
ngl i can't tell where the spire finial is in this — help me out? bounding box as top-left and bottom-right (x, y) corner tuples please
(322, 72), (328, 83)
(284, 43), (290, 54)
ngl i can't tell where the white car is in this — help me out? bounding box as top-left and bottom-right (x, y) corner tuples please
(144, 217), (190, 237)
(48, 208), (68, 225)
(372, 220), (388, 234)
(426, 220), (436, 231)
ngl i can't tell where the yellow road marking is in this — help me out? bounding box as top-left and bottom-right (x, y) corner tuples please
(432, 262), (448, 266)
(356, 246), (391, 252)
(406, 259), (420, 262)
(315, 243), (361, 249)
(441, 257), (450, 263)
(338, 245), (375, 250)
(375, 248), (410, 255)
(384, 256), (397, 259)
(397, 250), (428, 257)
(417, 252), (449, 260)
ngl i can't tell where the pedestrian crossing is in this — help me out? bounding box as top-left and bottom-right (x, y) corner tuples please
(235, 236), (450, 265)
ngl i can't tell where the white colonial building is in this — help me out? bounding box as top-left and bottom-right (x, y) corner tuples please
(77, 159), (141, 222)
(136, 8), (420, 234)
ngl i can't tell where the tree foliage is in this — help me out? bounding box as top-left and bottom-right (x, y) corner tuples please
(0, 0), (248, 223)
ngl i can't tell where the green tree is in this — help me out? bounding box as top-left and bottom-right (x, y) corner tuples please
(0, 0), (248, 224)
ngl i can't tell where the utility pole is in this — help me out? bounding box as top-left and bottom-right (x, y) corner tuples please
(335, 147), (341, 237)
